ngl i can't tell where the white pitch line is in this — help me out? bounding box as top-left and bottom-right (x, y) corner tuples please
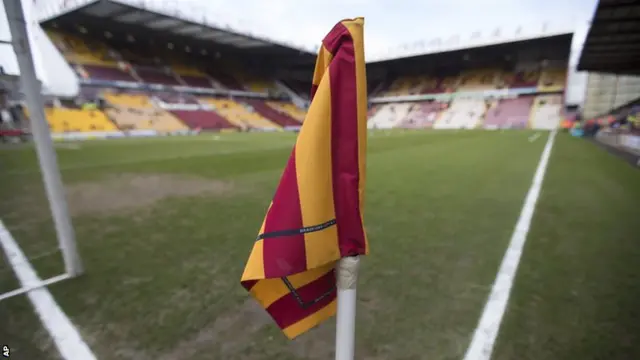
(0, 220), (97, 360)
(528, 133), (541, 143)
(463, 130), (557, 360)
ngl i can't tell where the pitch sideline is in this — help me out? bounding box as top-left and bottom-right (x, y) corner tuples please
(463, 130), (558, 360)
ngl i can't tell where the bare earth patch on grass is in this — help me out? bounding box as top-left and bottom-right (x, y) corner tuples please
(156, 299), (341, 360)
(289, 322), (335, 360)
(3, 173), (235, 226)
(158, 299), (272, 360)
(65, 173), (234, 217)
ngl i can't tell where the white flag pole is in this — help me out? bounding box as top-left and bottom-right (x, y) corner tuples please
(335, 255), (360, 360)
(4, 0), (83, 276)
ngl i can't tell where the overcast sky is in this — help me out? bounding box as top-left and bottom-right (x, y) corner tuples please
(33, 0), (599, 60)
(138, 0), (598, 58)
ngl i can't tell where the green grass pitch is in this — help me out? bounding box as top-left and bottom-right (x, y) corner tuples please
(1, 130), (638, 360)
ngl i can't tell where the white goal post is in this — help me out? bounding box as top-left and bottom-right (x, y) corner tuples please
(1, 0), (83, 301)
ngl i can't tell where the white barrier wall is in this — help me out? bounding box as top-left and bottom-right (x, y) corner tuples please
(622, 134), (640, 154)
(50, 129), (200, 141)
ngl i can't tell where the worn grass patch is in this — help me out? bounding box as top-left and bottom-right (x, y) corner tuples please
(65, 173), (235, 216)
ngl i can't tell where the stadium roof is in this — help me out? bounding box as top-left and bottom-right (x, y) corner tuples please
(577, 0), (640, 75)
(366, 34), (573, 77)
(40, 0), (316, 61)
(366, 22), (574, 63)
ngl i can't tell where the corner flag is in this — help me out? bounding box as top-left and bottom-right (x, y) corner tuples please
(240, 17), (368, 339)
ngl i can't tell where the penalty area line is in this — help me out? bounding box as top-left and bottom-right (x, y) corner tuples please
(463, 130), (557, 360)
(0, 220), (96, 360)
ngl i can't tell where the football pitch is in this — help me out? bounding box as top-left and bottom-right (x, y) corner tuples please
(1, 130), (639, 360)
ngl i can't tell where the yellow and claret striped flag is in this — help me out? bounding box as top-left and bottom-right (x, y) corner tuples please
(240, 17), (368, 339)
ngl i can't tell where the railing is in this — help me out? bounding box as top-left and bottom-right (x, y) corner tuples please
(79, 78), (270, 98)
(370, 87), (560, 104)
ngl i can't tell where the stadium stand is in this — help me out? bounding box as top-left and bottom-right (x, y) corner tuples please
(457, 69), (500, 91)
(367, 105), (379, 119)
(101, 90), (188, 132)
(439, 74), (460, 93)
(419, 76), (441, 94)
(282, 79), (312, 99)
(45, 107), (118, 132)
(582, 73), (640, 119)
(507, 67), (540, 88)
(170, 110), (237, 131)
(135, 67), (181, 86)
(384, 67), (547, 95)
(81, 64), (137, 82)
(235, 72), (277, 93)
(203, 98), (280, 130)
(38, 12), (311, 134)
(267, 101), (306, 122)
(396, 102), (444, 129)
(106, 105), (188, 132)
(484, 96), (534, 129)
(367, 79), (390, 97)
(31, 0), (576, 139)
(103, 91), (153, 108)
(366, 32), (571, 130)
(245, 100), (300, 127)
(529, 95), (563, 130)
(207, 68), (244, 90)
(382, 75), (443, 96)
(154, 92), (200, 105)
(367, 103), (413, 129)
(46, 30), (116, 66)
(384, 77), (415, 96)
(537, 68), (567, 92)
(179, 75), (215, 88)
(77, 86), (102, 102)
(576, 0), (640, 163)
(245, 80), (274, 93)
(434, 98), (485, 129)
(172, 65), (216, 88)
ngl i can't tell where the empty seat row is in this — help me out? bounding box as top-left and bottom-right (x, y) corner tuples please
(378, 68), (568, 96)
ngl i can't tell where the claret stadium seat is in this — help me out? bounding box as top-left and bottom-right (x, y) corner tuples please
(397, 102), (445, 129)
(266, 101), (306, 122)
(136, 67), (181, 86)
(203, 98), (280, 130)
(484, 97), (534, 129)
(245, 100), (300, 127)
(170, 110), (237, 131)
